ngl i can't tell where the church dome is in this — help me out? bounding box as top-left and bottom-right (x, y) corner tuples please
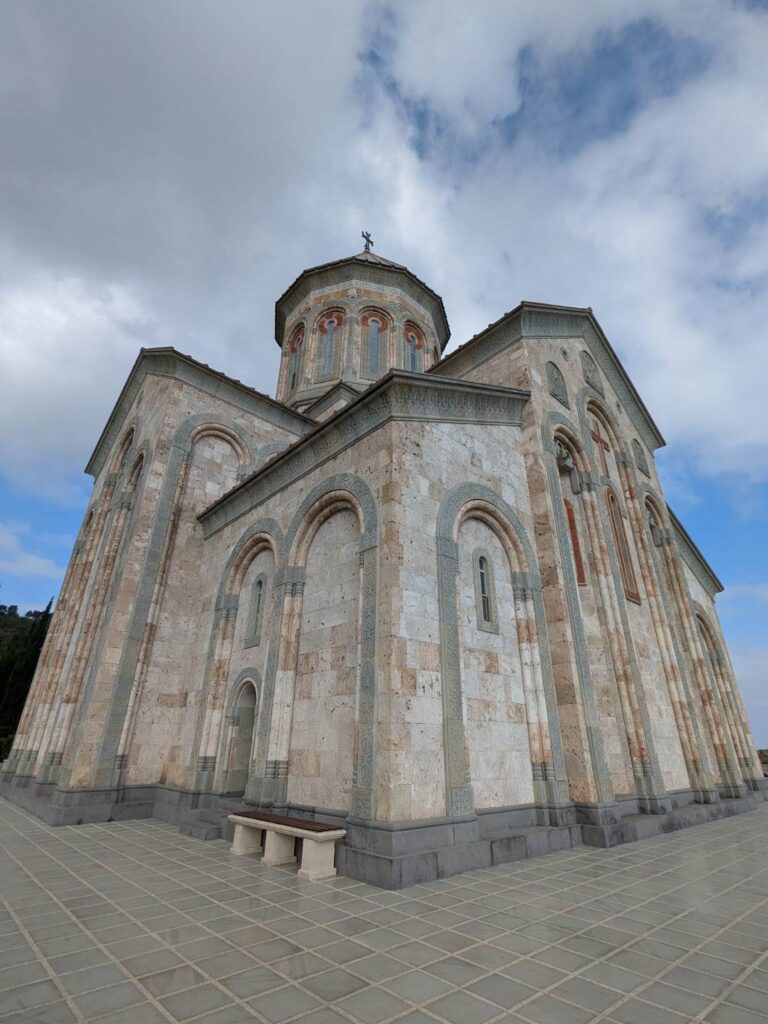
(274, 246), (450, 412)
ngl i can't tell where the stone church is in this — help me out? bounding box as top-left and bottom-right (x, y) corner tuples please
(3, 245), (765, 887)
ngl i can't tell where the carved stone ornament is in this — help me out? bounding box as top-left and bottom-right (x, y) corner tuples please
(546, 361), (570, 409)
(647, 508), (663, 547)
(580, 349), (603, 396)
(555, 439), (581, 494)
(633, 438), (650, 477)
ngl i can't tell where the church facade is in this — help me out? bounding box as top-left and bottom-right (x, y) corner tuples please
(3, 247), (765, 887)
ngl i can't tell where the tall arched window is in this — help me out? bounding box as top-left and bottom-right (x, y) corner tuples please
(405, 323), (423, 372)
(564, 499), (586, 585)
(317, 312), (343, 380)
(478, 557), (491, 621)
(323, 318), (335, 376)
(369, 318), (380, 372)
(287, 328), (304, 392)
(362, 310), (387, 377)
(472, 548), (498, 632)
(607, 489), (640, 603)
(245, 574), (267, 648)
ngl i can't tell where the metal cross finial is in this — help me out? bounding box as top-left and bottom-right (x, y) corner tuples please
(362, 230), (374, 252)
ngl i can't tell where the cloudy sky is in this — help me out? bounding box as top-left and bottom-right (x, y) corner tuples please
(1, 0), (767, 741)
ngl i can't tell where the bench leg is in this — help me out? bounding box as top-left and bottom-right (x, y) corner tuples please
(297, 838), (337, 881)
(262, 830), (297, 866)
(231, 824), (262, 856)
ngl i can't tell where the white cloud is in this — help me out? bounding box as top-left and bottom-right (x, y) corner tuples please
(1, 0), (768, 503)
(721, 584), (768, 602)
(731, 645), (768, 748)
(0, 523), (65, 580)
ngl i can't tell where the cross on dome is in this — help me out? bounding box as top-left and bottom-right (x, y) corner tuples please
(361, 230), (374, 252)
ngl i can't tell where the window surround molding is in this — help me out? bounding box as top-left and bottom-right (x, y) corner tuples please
(563, 498), (587, 586)
(472, 547), (499, 633)
(606, 487), (641, 604)
(314, 309), (345, 383)
(360, 308), (390, 380)
(286, 325), (305, 394)
(404, 321), (425, 372)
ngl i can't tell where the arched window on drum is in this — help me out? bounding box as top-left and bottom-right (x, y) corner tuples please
(316, 311), (344, 381)
(287, 327), (304, 393)
(361, 310), (388, 378)
(404, 322), (424, 372)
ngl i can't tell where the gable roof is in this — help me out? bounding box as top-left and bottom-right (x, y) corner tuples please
(85, 347), (313, 478)
(433, 300), (666, 452)
(302, 380), (367, 419)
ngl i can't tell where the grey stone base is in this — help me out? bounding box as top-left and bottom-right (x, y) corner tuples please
(581, 788), (768, 848)
(2, 770), (767, 888)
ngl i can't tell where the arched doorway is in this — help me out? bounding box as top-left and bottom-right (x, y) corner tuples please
(227, 682), (258, 795)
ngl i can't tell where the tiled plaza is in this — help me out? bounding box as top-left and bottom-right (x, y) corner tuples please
(1, 798), (768, 1024)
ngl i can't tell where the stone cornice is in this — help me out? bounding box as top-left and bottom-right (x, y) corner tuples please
(199, 370), (530, 537)
(86, 348), (313, 479)
(435, 301), (666, 454)
(275, 259), (450, 349)
(667, 504), (723, 597)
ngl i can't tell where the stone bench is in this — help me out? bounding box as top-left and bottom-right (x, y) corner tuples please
(228, 810), (346, 880)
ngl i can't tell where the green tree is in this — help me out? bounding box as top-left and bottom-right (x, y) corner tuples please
(0, 600), (52, 760)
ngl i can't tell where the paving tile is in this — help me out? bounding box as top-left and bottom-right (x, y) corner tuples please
(381, 967), (454, 1003)
(248, 937), (303, 962)
(59, 962), (126, 994)
(302, 967), (368, 1000)
(335, 986), (410, 1023)
(293, 1009), (355, 1024)
(517, 993), (595, 1023)
(158, 983), (235, 1021)
(221, 923), (274, 946)
(393, 940), (442, 967)
(466, 973), (537, 1010)
(196, 949), (255, 978)
(45, 946), (109, 975)
(609, 998), (690, 1023)
(348, 952), (406, 981)
(726, 982), (768, 1015)
(248, 983), (322, 1021)
(270, 951), (329, 979)
(0, 958), (50, 990)
(72, 979), (147, 1018)
(2, 974), (61, 1015)
(122, 947), (184, 976)
(424, 956), (488, 986)
(427, 988), (500, 1023)
(2, 1000), (77, 1023)
(317, 939), (370, 964)
(92, 1003), (168, 1024)
(141, 963), (206, 996)
(640, 979), (714, 1016)
(704, 1004), (768, 1023)
(220, 963), (284, 998)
